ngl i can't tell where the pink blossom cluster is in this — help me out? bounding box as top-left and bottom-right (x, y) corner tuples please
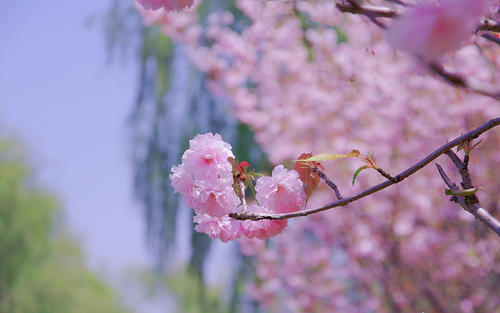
(137, 0), (194, 11)
(170, 133), (239, 217)
(387, 0), (487, 61)
(142, 0), (500, 311)
(134, 0), (200, 43)
(170, 133), (305, 242)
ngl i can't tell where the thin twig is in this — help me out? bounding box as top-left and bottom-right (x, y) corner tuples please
(238, 181), (248, 213)
(462, 154), (469, 173)
(312, 167), (343, 200)
(336, 2), (500, 33)
(444, 150), (463, 169)
(229, 118), (500, 221)
(438, 153), (500, 237)
(336, 1), (398, 18)
(480, 33), (500, 46)
(471, 204), (500, 236)
(334, 2), (500, 99)
(478, 18), (500, 33)
(435, 164), (456, 190)
(435, 163), (467, 209)
(375, 167), (398, 183)
(383, 0), (410, 7)
(426, 63), (500, 101)
(445, 150), (473, 189)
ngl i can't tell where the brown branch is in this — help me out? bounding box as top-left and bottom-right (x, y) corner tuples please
(334, 2), (500, 100)
(480, 33), (500, 46)
(444, 150), (463, 169)
(435, 163), (456, 189)
(437, 152), (500, 237)
(312, 167), (343, 200)
(471, 204), (500, 237)
(478, 18), (500, 33)
(229, 118), (500, 221)
(375, 167), (398, 183)
(445, 150), (473, 189)
(383, 0), (410, 7)
(435, 163), (469, 210)
(426, 63), (500, 101)
(336, 2), (500, 33)
(335, 1), (398, 18)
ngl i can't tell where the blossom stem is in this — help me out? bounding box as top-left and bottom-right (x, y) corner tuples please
(311, 167), (343, 200)
(238, 180), (248, 213)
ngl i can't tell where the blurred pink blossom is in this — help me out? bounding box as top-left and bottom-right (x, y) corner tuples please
(137, 0), (194, 11)
(387, 0), (486, 61)
(155, 0), (500, 309)
(238, 237), (266, 256)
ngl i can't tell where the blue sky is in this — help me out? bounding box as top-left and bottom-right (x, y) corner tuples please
(0, 2), (237, 311)
(0, 0), (150, 275)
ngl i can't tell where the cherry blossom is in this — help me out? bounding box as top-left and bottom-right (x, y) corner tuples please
(193, 213), (242, 242)
(170, 133), (239, 217)
(147, 0), (500, 310)
(255, 165), (305, 214)
(137, 0), (194, 11)
(387, 0), (487, 61)
(170, 133), (306, 241)
(240, 205), (288, 239)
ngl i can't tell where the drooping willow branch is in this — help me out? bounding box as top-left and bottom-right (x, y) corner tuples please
(334, 1), (500, 100)
(230, 118), (500, 233)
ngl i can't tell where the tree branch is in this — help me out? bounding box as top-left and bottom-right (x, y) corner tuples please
(470, 204), (500, 236)
(480, 33), (500, 46)
(478, 18), (500, 33)
(375, 167), (398, 183)
(336, 1), (398, 18)
(436, 151), (500, 237)
(336, 2), (500, 34)
(426, 63), (500, 101)
(334, 2), (500, 100)
(312, 167), (343, 200)
(230, 118), (500, 222)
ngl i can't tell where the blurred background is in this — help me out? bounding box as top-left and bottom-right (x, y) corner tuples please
(1, 1), (253, 312)
(2, 1), (499, 313)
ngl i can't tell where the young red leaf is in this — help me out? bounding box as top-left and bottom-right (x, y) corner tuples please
(294, 153), (321, 199)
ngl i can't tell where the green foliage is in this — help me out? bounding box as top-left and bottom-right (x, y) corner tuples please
(0, 139), (129, 313)
(166, 268), (228, 313)
(6, 237), (129, 313)
(0, 140), (55, 300)
(352, 165), (370, 186)
(234, 123), (271, 173)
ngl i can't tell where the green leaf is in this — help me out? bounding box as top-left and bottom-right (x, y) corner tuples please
(299, 150), (360, 162)
(352, 165), (369, 186)
(445, 187), (481, 197)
